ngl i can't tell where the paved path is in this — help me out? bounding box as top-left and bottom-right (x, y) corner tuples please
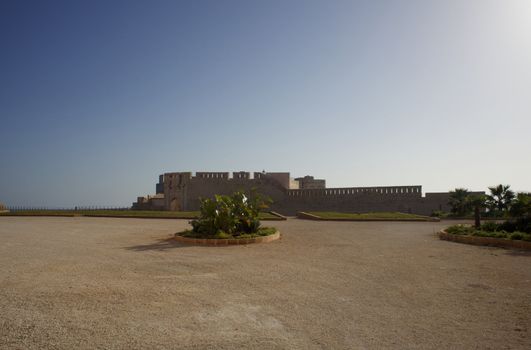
(0, 217), (529, 349)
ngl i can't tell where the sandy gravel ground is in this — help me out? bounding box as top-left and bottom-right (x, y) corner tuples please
(0, 217), (529, 349)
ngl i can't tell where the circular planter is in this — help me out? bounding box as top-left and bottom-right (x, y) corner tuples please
(175, 230), (280, 246)
(438, 229), (531, 250)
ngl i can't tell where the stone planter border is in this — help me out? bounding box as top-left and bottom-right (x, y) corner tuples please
(174, 230), (281, 246)
(438, 230), (531, 250)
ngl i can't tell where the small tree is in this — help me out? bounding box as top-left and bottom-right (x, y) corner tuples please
(486, 184), (515, 216)
(448, 188), (471, 216)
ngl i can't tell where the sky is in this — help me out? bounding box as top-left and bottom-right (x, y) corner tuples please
(1, 0), (530, 208)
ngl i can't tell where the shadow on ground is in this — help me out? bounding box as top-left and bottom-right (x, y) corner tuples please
(503, 249), (531, 257)
(124, 236), (188, 252)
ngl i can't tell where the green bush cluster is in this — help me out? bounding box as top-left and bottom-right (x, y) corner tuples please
(480, 221), (499, 232)
(189, 190), (273, 238)
(446, 224), (475, 235)
(446, 224), (531, 241)
(480, 218), (531, 234)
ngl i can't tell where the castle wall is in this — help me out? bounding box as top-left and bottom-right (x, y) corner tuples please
(137, 171), (464, 216)
(277, 186), (427, 215)
(163, 172), (288, 212)
(295, 176), (326, 189)
(132, 195), (165, 210)
(184, 178), (286, 211)
(254, 172), (291, 189)
(422, 192), (451, 213)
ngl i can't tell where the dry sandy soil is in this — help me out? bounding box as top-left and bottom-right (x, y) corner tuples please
(0, 217), (529, 349)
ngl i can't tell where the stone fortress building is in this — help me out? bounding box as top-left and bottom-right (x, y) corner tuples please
(133, 171), (461, 216)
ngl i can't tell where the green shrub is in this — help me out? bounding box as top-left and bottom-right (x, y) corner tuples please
(496, 218), (531, 234)
(445, 224), (531, 241)
(472, 231), (506, 239)
(498, 221), (515, 233)
(515, 217), (531, 233)
(446, 224), (474, 235)
(189, 190), (272, 237)
(510, 232), (523, 240)
(480, 221), (499, 232)
(181, 226), (276, 239)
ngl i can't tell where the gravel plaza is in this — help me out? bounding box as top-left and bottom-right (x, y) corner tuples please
(0, 217), (529, 349)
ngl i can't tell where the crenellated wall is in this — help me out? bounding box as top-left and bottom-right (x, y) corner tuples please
(276, 185), (426, 215)
(133, 171), (469, 216)
(195, 172), (230, 180)
(286, 185), (422, 197)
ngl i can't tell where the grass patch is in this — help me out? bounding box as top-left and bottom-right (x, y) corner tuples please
(446, 224), (531, 241)
(307, 211), (434, 221)
(179, 226), (277, 239)
(0, 210), (279, 220)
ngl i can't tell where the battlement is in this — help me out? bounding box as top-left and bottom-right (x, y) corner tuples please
(195, 172), (230, 179)
(233, 171), (251, 179)
(161, 171), (295, 189)
(287, 185), (422, 197)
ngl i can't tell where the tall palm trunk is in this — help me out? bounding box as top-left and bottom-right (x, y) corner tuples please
(474, 205), (481, 229)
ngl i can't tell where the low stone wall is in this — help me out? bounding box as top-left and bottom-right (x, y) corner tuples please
(269, 211), (288, 220)
(296, 212), (322, 220)
(174, 231), (281, 246)
(438, 230), (531, 250)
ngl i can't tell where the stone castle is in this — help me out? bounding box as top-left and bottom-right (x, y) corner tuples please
(132, 171), (458, 216)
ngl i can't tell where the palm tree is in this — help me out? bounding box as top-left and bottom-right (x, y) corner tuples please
(509, 192), (531, 219)
(486, 184), (515, 215)
(468, 194), (487, 228)
(448, 188), (471, 216)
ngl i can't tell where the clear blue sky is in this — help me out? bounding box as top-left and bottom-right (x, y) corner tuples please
(1, 0), (530, 207)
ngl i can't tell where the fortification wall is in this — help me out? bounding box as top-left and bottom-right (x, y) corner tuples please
(163, 172), (288, 211)
(133, 195), (165, 210)
(276, 186), (427, 215)
(163, 172), (192, 211)
(139, 171), (462, 216)
(295, 176), (326, 189)
(254, 172), (291, 189)
(184, 178), (286, 211)
(422, 192), (452, 213)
